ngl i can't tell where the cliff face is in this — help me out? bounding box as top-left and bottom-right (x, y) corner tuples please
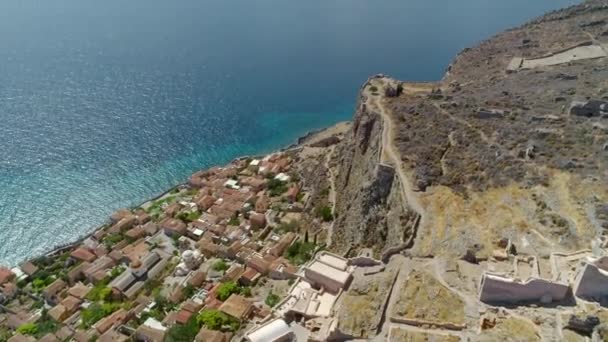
(330, 0), (608, 260)
(331, 84), (418, 258)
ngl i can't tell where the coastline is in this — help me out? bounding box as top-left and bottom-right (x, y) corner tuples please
(23, 121), (349, 267)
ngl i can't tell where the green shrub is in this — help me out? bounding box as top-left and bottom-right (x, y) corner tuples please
(239, 286), (252, 297)
(103, 233), (124, 248)
(369, 85), (378, 92)
(34, 310), (59, 337)
(216, 281), (239, 301)
(212, 260), (229, 272)
(285, 241), (316, 265)
(165, 316), (200, 342)
(16, 323), (38, 336)
(81, 303), (119, 328)
(197, 309), (239, 332)
(86, 283), (112, 302)
(177, 211), (201, 222)
(267, 179), (288, 197)
(183, 284), (196, 298)
(227, 215), (240, 226)
(265, 291), (280, 308)
(316, 205), (333, 222)
(108, 266), (125, 281)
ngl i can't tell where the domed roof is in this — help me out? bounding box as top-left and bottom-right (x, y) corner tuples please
(131, 259), (142, 269)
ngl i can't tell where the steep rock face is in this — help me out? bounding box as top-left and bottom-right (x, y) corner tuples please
(331, 0), (608, 260)
(331, 86), (417, 257)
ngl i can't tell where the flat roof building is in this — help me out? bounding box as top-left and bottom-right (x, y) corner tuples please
(303, 252), (353, 294)
(246, 318), (294, 342)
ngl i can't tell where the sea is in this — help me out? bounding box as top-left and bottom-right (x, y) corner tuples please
(0, 0), (579, 265)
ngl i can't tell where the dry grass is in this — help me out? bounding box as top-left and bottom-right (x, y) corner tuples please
(391, 271), (465, 326)
(390, 328), (460, 342)
(337, 266), (397, 338)
(479, 317), (540, 342)
(416, 169), (605, 258)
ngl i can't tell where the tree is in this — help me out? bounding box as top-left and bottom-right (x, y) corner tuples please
(265, 291), (280, 308)
(81, 303), (119, 328)
(216, 281), (239, 301)
(285, 241), (316, 265)
(316, 205), (333, 222)
(212, 260), (229, 272)
(165, 316), (200, 342)
(197, 309), (239, 332)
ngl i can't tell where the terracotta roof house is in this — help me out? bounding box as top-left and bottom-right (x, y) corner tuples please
(7, 333), (35, 342)
(188, 271), (206, 288)
(219, 294), (253, 321)
(43, 278), (67, 305)
(246, 255), (270, 275)
(73, 330), (98, 342)
(240, 177), (267, 192)
(125, 227), (146, 240)
(195, 328), (232, 342)
(61, 295), (82, 313)
(135, 324), (167, 342)
(98, 329), (128, 342)
(108, 216), (136, 234)
(67, 262), (90, 285)
(239, 268), (261, 286)
(160, 218), (187, 237)
(54, 326), (74, 341)
(198, 239), (220, 258)
(108, 250), (126, 263)
(135, 211), (151, 225)
(249, 213), (266, 229)
(268, 232), (296, 257)
(175, 309), (193, 325)
(196, 195), (216, 211)
(164, 203), (183, 217)
(94, 308), (129, 334)
(70, 248), (97, 263)
(84, 256), (116, 283)
(255, 194), (270, 213)
(269, 258), (298, 280)
(0, 267), (15, 285)
(19, 262), (38, 276)
(68, 283), (91, 300)
(94, 245), (109, 257)
(2, 283), (18, 300)
(110, 209), (132, 224)
(181, 299), (204, 314)
(121, 240), (149, 263)
(38, 333), (59, 342)
(222, 265), (245, 283)
(142, 222), (159, 236)
(94, 230), (106, 241)
(48, 304), (69, 322)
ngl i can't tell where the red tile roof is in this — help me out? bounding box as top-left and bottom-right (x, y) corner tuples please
(70, 248), (97, 263)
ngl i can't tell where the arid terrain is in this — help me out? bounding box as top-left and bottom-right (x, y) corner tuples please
(2, 1), (608, 341)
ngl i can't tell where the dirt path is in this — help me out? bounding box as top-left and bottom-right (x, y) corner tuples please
(368, 92), (425, 221)
(324, 145), (337, 247)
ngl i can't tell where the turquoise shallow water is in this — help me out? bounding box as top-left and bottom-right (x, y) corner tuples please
(0, 0), (578, 265)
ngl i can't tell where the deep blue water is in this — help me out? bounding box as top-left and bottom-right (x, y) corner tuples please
(0, 0), (579, 265)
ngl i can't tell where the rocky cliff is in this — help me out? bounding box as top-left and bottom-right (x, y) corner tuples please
(331, 79), (419, 259)
(330, 0), (608, 261)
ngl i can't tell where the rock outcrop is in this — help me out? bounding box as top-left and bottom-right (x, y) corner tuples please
(329, 0), (608, 261)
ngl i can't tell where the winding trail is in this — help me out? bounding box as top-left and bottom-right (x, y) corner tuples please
(367, 84), (426, 233)
(324, 145), (337, 247)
